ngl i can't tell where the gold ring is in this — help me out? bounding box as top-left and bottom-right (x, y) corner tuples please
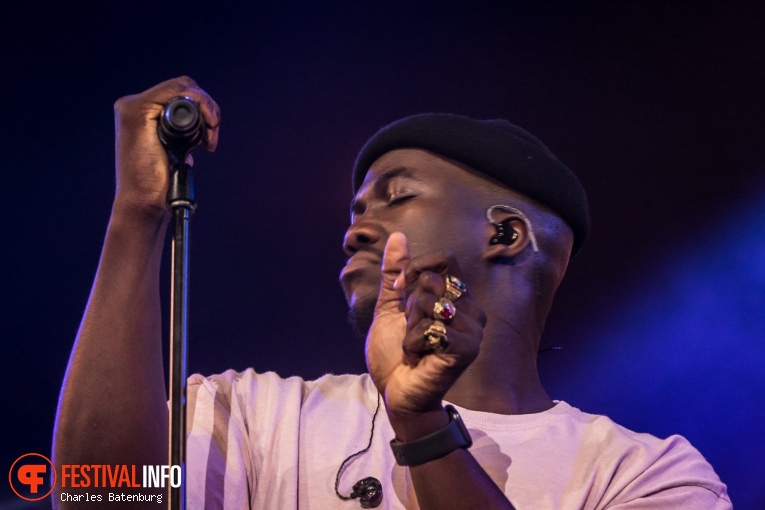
(444, 275), (467, 301)
(432, 298), (457, 323)
(423, 320), (449, 351)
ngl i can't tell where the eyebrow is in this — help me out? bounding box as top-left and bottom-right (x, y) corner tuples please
(349, 166), (421, 214)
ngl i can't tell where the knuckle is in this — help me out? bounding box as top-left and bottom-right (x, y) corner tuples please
(177, 75), (198, 86)
(168, 80), (188, 94)
(113, 95), (132, 114)
(417, 271), (440, 289)
(113, 95), (142, 124)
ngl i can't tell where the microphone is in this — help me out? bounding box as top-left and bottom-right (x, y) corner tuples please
(158, 96), (206, 164)
(159, 96), (205, 208)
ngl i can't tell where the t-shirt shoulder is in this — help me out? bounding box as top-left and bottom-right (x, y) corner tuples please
(188, 369), (374, 409)
(449, 400), (730, 507)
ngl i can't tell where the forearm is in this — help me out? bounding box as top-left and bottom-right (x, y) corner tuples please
(54, 203), (170, 470)
(391, 410), (515, 510)
(411, 449), (515, 510)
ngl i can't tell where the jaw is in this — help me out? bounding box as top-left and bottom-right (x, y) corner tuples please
(346, 292), (377, 340)
(340, 263), (382, 339)
(340, 266), (381, 309)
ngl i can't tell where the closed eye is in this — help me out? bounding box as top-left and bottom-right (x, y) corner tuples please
(388, 186), (417, 205)
(389, 193), (416, 206)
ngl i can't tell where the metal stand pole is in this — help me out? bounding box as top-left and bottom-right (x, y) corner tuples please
(168, 192), (193, 510)
(159, 96), (204, 510)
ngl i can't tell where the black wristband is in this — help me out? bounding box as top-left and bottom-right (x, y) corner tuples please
(389, 405), (472, 466)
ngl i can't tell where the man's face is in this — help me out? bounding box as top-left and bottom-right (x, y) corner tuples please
(339, 148), (491, 335)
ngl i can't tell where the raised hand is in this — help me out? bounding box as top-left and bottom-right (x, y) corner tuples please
(366, 232), (487, 421)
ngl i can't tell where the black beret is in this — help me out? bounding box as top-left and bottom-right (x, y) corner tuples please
(352, 113), (590, 255)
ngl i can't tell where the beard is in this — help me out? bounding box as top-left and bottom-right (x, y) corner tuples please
(347, 295), (377, 340)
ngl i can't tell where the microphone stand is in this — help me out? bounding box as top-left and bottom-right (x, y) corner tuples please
(168, 165), (193, 510)
(159, 97), (205, 510)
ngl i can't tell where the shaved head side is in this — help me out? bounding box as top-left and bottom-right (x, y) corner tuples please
(462, 157), (575, 280)
(467, 165), (576, 333)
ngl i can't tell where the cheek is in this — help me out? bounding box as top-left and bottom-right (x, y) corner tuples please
(388, 208), (443, 257)
(392, 205), (485, 262)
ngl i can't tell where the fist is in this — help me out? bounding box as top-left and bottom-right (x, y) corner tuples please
(112, 76), (221, 215)
(366, 232), (487, 417)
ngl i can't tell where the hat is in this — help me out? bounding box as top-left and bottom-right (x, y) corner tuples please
(352, 113), (590, 255)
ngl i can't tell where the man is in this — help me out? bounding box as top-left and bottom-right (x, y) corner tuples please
(54, 77), (731, 509)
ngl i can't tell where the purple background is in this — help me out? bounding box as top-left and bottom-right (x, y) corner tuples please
(1, 2), (763, 508)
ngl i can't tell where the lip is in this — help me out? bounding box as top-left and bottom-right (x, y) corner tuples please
(339, 253), (381, 281)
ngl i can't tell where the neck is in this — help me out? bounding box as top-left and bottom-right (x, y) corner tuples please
(444, 312), (554, 415)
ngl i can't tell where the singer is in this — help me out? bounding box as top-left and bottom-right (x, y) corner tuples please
(52, 76), (731, 509)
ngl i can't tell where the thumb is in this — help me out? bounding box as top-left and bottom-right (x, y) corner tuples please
(376, 232), (410, 314)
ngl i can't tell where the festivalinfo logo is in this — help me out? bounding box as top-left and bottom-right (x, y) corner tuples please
(8, 453), (56, 501)
(8, 452), (181, 503)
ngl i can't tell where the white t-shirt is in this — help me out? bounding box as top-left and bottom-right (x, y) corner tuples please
(185, 369), (731, 509)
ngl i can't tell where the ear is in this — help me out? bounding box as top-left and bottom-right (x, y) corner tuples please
(483, 216), (532, 261)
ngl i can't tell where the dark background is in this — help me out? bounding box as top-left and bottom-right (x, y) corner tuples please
(1, 1), (763, 508)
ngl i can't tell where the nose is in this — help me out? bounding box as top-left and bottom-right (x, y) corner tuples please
(343, 220), (382, 256)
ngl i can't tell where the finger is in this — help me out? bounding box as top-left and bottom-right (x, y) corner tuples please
(401, 249), (465, 290)
(406, 289), (486, 330)
(195, 90), (221, 152)
(376, 232), (410, 315)
(404, 271), (443, 308)
(404, 277), (440, 331)
(402, 319), (456, 365)
(406, 287), (486, 334)
(401, 319), (432, 366)
(402, 318), (483, 367)
(138, 75), (203, 107)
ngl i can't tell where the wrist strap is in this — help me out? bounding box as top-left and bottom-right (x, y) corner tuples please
(389, 405), (472, 466)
